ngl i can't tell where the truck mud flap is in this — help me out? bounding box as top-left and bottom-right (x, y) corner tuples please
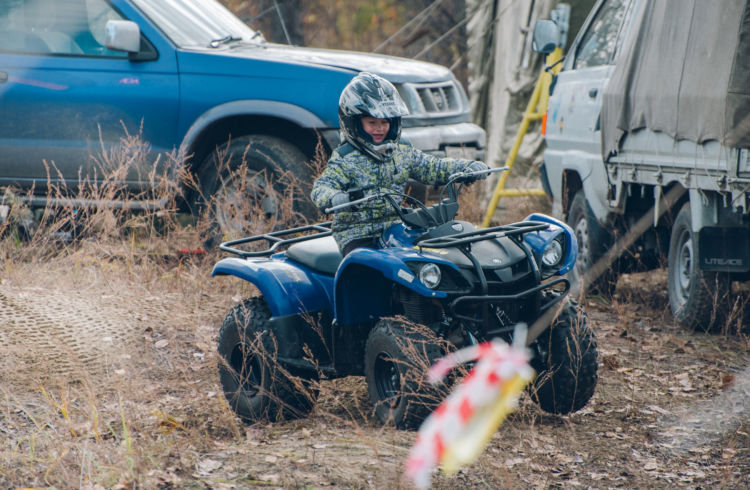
(699, 227), (750, 272)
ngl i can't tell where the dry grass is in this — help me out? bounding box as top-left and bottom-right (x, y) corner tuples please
(1, 141), (748, 488)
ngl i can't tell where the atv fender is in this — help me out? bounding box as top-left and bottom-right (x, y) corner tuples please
(523, 213), (578, 275)
(334, 247), (448, 326)
(212, 257), (333, 317)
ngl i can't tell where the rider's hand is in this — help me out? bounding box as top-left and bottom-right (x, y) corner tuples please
(331, 192), (349, 208)
(348, 187), (366, 201)
(467, 161), (489, 180)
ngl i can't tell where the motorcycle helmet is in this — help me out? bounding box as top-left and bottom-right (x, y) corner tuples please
(338, 72), (410, 162)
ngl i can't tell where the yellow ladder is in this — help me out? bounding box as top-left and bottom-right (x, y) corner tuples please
(481, 47), (563, 228)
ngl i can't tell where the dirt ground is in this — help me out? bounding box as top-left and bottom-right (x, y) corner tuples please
(1, 243), (749, 489)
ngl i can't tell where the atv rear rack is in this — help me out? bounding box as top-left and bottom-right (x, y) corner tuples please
(416, 220), (549, 249)
(219, 221), (333, 258)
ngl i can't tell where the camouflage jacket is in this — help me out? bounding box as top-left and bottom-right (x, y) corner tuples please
(311, 142), (475, 251)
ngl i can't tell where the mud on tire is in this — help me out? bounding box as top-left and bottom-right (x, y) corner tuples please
(195, 135), (316, 248)
(217, 297), (318, 422)
(364, 318), (450, 430)
(530, 299), (598, 415)
(667, 202), (731, 332)
(567, 190), (618, 297)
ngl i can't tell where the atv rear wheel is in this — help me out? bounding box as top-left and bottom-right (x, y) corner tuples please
(530, 299), (598, 415)
(217, 297), (318, 422)
(364, 318), (449, 430)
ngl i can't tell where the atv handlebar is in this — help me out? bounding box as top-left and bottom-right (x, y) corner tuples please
(324, 166), (508, 215)
(447, 166), (508, 185)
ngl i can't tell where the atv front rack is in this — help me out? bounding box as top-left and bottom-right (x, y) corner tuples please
(219, 221), (333, 258)
(416, 220), (549, 249)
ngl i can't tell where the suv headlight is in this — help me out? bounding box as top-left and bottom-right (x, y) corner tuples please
(418, 263), (442, 289)
(542, 239), (563, 267)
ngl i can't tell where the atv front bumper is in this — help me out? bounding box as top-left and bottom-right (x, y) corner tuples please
(449, 277), (570, 337)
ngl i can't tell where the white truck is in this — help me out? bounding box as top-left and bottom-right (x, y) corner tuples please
(532, 0), (750, 330)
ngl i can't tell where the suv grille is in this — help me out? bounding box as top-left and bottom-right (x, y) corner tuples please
(398, 81), (466, 117)
(417, 84), (459, 113)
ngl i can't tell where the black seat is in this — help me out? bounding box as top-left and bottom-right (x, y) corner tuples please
(286, 236), (343, 275)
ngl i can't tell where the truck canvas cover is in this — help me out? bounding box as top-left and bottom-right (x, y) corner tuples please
(601, 0), (750, 158)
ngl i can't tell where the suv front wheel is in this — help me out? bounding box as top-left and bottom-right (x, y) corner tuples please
(195, 135), (316, 246)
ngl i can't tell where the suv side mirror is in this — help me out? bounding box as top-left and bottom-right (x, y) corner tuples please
(531, 20), (561, 55)
(105, 20), (141, 53)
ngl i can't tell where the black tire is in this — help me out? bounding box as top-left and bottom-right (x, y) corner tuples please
(567, 190), (618, 297)
(217, 297), (318, 422)
(530, 300), (598, 415)
(196, 135), (316, 247)
(364, 318), (448, 430)
(667, 202), (731, 331)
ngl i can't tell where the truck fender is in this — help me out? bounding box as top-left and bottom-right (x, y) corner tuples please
(561, 153), (593, 184)
(179, 100), (327, 161)
(579, 175), (612, 225)
(211, 257), (332, 317)
(334, 247), (448, 326)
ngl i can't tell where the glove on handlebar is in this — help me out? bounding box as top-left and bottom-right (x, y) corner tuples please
(331, 192), (349, 207)
(348, 187), (367, 201)
(467, 161), (489, 179)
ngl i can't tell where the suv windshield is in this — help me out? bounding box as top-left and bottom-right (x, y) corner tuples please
(132, 0), (261, 48)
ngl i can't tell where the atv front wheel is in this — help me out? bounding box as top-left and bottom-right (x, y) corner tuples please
(217, 297), (318, 422)
(530, 300), (598, 414)
(364, 318), (449, 430)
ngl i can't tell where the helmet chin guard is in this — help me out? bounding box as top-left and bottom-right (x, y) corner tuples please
(338, 72), (409, 162)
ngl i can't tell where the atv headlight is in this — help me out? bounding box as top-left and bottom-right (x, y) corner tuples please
(542, 239), (563, 267)
(418, 263), (442, 289)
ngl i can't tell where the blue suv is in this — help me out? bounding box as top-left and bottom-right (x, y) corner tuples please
(0, 0), (485, 232)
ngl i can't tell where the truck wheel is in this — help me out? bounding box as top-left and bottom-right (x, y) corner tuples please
(364, 318), (448, 430)
(667, 203), (731, 331)
(217, 297), (318, 422)
(567, 190), (618, 297)
(197, 135), (316, 247)
(530, 300), (598, 415)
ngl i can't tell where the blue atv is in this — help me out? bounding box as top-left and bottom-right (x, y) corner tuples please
(212, 168), (598, 429)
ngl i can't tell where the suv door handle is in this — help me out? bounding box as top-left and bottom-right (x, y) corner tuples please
(588, 88), (598, 98)
(0, 72), (8, 83)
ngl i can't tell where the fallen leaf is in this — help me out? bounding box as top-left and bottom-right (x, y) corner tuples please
(196, 458), (222, 475)
(504, 457), (528, 468)
(721, 374), (735, 389)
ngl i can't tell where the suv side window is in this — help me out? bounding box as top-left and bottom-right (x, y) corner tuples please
(574, 0), (630, 69)
(0, 0), (128, 57)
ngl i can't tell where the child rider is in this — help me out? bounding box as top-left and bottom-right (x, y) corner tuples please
(311, 72), (489, 255)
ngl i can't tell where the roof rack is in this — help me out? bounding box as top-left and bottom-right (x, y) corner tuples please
(219, 221), (333, 258)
